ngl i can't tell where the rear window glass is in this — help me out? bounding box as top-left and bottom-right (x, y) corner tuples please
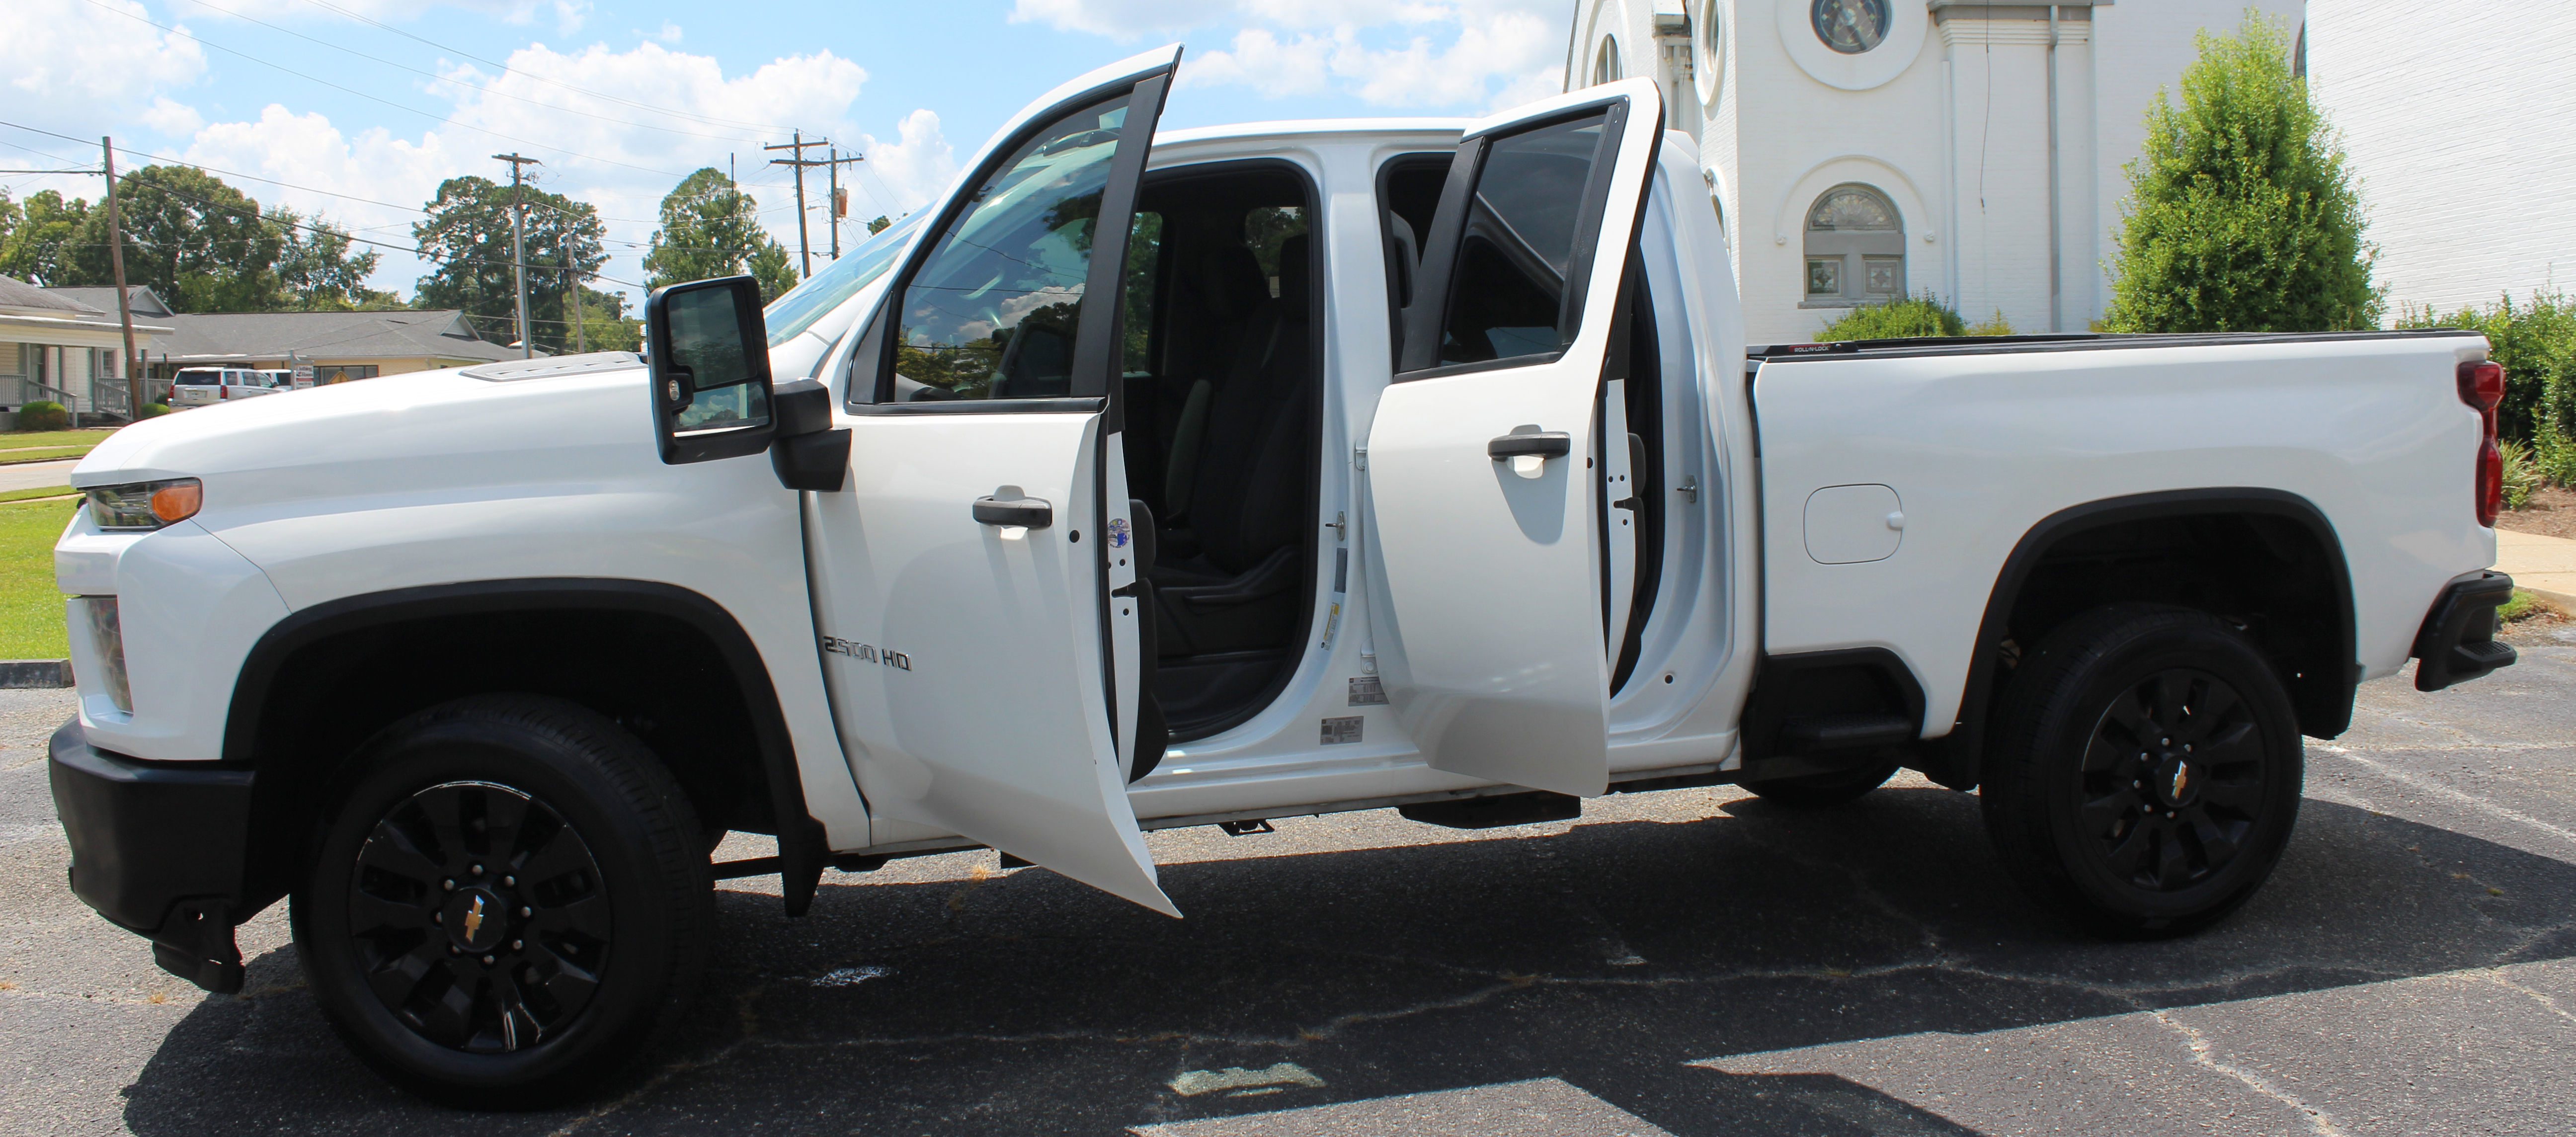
(174, 371), (224, 385)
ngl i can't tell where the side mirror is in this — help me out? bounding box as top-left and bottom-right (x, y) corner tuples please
(645, 275), (774, 464)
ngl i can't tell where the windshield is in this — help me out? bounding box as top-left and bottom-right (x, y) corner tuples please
(764, 211), (929, 347)
(173, 370), (225, 385)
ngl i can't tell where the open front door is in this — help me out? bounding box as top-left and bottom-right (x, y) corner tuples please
(1366, 79), (1664, 798)
(803, 47), (1179, 914)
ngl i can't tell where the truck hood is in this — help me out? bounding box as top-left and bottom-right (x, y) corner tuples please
(74, 353), (653, 496)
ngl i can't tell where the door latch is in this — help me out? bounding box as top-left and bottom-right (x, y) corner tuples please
(1325, 510), (1347, 539)
(1677, 475), (1699, 504)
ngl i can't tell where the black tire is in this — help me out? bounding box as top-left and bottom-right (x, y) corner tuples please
(292, 695), (713, 1107)
(1742, 758), (1902, 808)
(1982, 605), (2303, 938)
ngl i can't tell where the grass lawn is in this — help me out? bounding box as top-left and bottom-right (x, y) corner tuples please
(0, 446), (94, 465)
(0, 498), (75, 658)
(0, 429), (120, 453)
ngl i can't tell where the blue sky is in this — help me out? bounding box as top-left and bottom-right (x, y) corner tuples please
(0, 0), (1576, 308)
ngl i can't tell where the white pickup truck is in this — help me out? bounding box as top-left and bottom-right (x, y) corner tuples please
(45, 49), (2519, 1103)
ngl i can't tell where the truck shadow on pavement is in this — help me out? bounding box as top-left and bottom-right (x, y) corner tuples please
(119, 789), (2576, 1136)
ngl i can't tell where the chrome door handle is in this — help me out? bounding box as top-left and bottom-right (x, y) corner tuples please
(1487, 432), (1571, 460)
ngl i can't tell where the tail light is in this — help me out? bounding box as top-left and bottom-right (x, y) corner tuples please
(219, 383), (230, 400)
(2459, 360), (2505, 527)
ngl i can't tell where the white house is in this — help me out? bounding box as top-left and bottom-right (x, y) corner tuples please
(1568, 0), (2309, 343)
(0, 276), (171, 421)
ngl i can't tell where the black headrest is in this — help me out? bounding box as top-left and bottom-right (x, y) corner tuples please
(1201, 245), (1268, 322)
(1275, 233), (1310, 322)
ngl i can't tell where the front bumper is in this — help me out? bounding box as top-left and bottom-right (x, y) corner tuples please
(46, 718), (253, 993)
(2413, 569), (2518, 692)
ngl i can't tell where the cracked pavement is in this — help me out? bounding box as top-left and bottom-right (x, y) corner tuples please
(4, 628), (2574, 1136)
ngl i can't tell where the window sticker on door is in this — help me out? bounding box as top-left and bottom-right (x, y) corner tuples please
(1347, 677), (1388, 706)
(822, 636), (913, 671)
(1321, 716), (1364, 744)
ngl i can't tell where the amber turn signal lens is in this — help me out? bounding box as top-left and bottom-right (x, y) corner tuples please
(148, 481), (202, 524)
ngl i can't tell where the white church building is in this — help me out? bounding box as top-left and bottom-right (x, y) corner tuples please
(1567, 0), (2569, 343)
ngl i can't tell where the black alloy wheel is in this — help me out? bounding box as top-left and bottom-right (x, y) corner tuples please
(295, 696), (712, 1107)
(2075, 669), (2266, 892)
(347, 780), (612, 1054)
(1983, 605), (2303, 938)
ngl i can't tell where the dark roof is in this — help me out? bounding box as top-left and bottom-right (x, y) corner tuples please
(149, 310), (534, 364)
(0, 275), (103, 315)
(46, 285), (173, 319)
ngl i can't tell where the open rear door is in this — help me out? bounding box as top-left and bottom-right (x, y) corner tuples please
(1365, 78), (1664, 797)
(803, 47), (1179, 914)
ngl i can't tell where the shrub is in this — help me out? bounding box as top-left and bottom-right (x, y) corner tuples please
(2101, 12), (2382, 332)
(1966, 309), (2015, 336)
(1817, 292), (1966, 340)
(140, 403), (171, 419)
(2397, 289), (2576, 462)
(16, 402), (67, 432)
(2499, 438), (2543, 509)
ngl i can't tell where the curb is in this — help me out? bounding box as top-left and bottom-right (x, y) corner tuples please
(2519, 584), (2576, 611)
(0, 659), (74, 689)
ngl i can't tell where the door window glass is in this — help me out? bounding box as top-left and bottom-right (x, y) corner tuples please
(1439, 112), (1609, 367)
(888, 96), (1132, 402)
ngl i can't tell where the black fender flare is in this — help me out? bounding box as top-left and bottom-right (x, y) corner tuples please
(224, 576), (830, 916)
(1927, 488), (2358, 789)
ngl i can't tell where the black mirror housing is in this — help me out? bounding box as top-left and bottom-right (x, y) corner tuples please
(645, 275), (775, 464)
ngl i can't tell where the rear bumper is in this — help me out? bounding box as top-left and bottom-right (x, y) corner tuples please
(46, 718), (253, 992)
(2412, 569), (2518, 692)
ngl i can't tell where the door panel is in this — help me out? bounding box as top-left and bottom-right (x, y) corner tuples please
(1366, 79), (1665, 798)
(805, 46), (1179, 915)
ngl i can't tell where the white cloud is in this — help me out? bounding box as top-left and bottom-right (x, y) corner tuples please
(1017, 0), (1565, 112)
(656, 21), (683, 44)
(167, 41), (880, 307)
(850, 109), (959, 221)
(140, 97), (207, 138)
(0, 0), (207, 139)
(552, 0), (590, 36)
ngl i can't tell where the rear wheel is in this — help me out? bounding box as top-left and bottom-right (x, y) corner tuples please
(1982, 606), (2303, 938)
(293, 696), (713, 1107)
(1741, 758), (1902, 808)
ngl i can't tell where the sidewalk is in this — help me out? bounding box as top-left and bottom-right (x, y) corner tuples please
(2496, 528), (2576, 607)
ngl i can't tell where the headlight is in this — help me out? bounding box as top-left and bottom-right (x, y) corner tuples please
(84, 479), (202, 531)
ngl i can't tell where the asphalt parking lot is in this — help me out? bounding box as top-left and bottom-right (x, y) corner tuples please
(4, 629), (2572, 1137)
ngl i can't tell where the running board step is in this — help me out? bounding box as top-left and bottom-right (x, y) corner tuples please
(1777, 713), (1916, 754)
(1399, 791), (1581, 830)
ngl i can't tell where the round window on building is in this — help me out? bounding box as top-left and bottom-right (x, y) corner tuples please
(1803, 184), (1903, 305)
(1593, 35), (1622, 84)
(1811, 0), (1890, 54)
(1693, 0), (1725, 106)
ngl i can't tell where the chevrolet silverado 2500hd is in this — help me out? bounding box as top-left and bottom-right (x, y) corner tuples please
(46, 49), (2518, 1102)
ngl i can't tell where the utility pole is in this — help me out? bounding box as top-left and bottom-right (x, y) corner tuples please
(492, 153), (542, 358)
(766, 135), (858, 277)
(765, 133), (820, 278)
(100, 138), (142, 417)
(567, 262), (585, 354)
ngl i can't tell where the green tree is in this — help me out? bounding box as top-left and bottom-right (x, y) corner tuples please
(81, 165), (285, 312)
(2102, 11), (2380, 332)
(557, 279), (641, 352)
(641, 168), (799, 303)
(270, 207), (386, 310)
(413, 175), (607, 355)
(865, 214), (891, 236)
(0, 190), (90, 286)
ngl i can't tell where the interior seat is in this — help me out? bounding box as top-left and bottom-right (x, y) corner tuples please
(1150, 233), (1313, 665)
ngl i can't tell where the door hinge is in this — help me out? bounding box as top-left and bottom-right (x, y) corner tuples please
(1354, 446), (1368, 472)
(1677, 475), (1699, 504)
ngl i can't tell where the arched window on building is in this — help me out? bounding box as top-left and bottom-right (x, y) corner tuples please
(1593, 36), (1622, 84)
(1803, 184), (1903, 304)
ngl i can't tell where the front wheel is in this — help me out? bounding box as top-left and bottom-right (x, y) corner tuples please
(293, 696), (713, 1107)
(1981, 606), (2304, 938)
